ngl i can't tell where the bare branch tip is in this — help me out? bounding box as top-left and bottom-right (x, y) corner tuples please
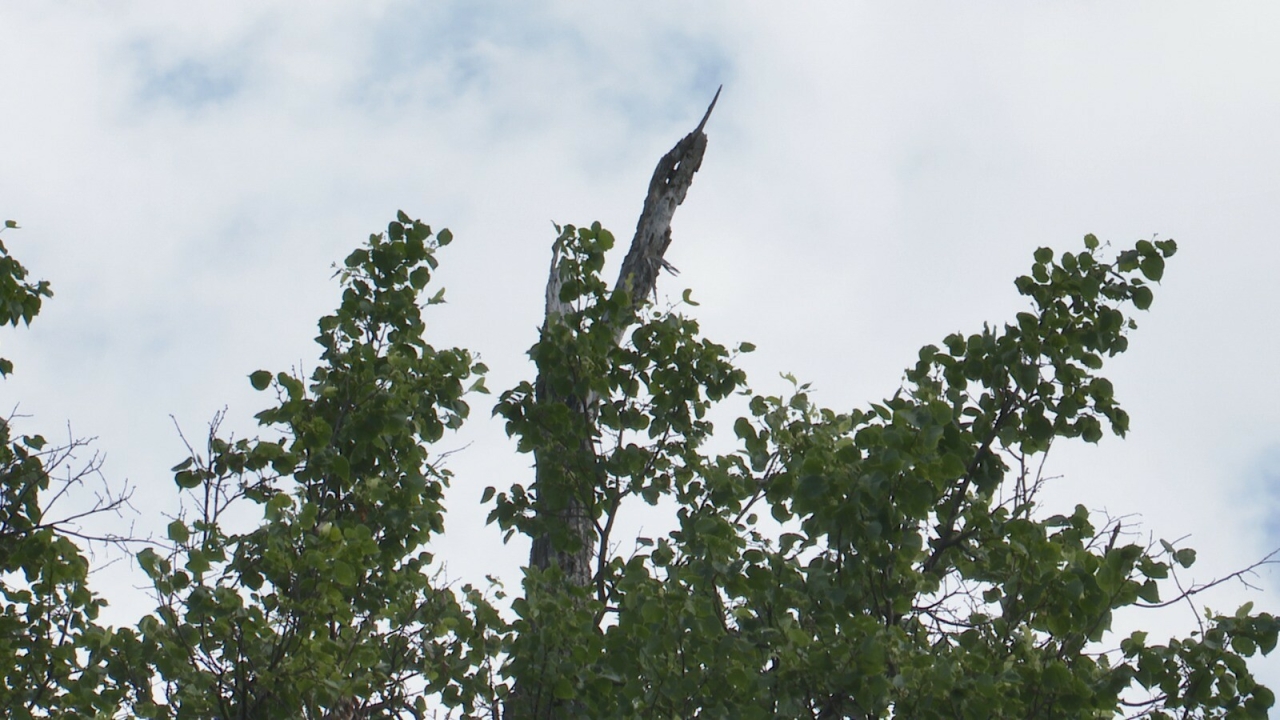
(694, 85), (723, 135)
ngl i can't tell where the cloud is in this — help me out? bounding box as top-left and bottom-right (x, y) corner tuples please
(130, 50), (247, 109)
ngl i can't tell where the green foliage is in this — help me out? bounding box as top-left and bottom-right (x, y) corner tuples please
(129, 214), (502, 718)
(0, 422), (128, 718)
(491, 229), (1278, 718)
(0, 220), (53, 376)
(1, 212), (1276, 718)
(0, 221), (137, 717)
(491, 223), (745, 548)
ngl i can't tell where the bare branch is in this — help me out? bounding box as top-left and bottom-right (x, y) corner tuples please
(1137, 548), (1280, 610)
(614, 86), (721, 310)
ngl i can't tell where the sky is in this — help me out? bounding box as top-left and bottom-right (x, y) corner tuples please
(4, 0), (1280, 692)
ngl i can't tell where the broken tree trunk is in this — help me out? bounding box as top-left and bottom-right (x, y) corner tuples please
(504, 88), (719, 720)
(528, 86), (721, 583)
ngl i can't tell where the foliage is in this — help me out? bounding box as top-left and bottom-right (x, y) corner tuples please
(0, 220), (52, 377)
(0, 221), (136, 717)
(130, 214), (503, 718)
(1, 212), (1277, 718)
(488, 227), (1277, 718)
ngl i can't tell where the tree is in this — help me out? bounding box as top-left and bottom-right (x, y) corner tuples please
(484, 221), (1278, 717)
(0, 221), (140, 717)
(129, 219), (503, 718)
(3, 98), (1279, 717)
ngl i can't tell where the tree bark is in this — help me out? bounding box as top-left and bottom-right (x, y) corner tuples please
(527, 86), (720, 581)
(509, 88), (720, 720)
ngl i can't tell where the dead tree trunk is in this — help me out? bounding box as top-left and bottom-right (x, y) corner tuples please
(507, 88), (719, 719)
(528, 86), (720, 581)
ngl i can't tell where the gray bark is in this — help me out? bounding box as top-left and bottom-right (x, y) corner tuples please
(613, 85), (720, 314)
(528, 86), (720, 581)
(508, 88), (720, 720)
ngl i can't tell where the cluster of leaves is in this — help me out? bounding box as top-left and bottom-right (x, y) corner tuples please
(127, 213), (503, 718)
(491, 223), (744, 552)
(0, 220), (52, 377)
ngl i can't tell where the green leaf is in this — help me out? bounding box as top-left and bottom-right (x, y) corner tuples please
(553, 678), (575, 700)
(249, 370), (272, 390)
(1139, 254), (1165, 282)
(1137, 579), (1160, 603)
(1084, 233), (1099, 249)
(797, 474), (827, 499)
(185, 551), (210, 575)
(1173, 548), (1197, 568)
(1132, 286), (1153, 310)
(1117, 249), (1140, 273)
(1232, 635), (1257, 656)
(174, 469), (202, 489)
(1034, 247), (1054, 264)
(242, 570), (264, 591)
(136, 547), (162, 578)
(681, 288), (700, 306)
(938, 453), (966, 479)
(167, 520), (189, 544)
(331, 561), (357, 587)
(266, 492), (293, 519)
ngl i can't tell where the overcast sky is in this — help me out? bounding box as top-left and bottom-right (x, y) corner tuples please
(4, 1), (1280, 690)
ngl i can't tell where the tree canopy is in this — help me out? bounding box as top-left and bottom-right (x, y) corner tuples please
(1, 147), (1278, 718)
